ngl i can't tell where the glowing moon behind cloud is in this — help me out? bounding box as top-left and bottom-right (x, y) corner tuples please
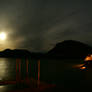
(0, 32), (6, 40)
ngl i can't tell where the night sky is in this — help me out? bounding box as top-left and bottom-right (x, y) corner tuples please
(0, 0), (92, 52)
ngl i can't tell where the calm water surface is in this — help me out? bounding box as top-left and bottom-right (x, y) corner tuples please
(0, 58), (91, 91)
(0, 58), (31, 92)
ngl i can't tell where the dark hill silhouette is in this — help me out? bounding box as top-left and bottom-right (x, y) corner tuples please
(0, 49), (31, 58)
(0, 49), (44, 58)
(0, 40), (92, 59)
(46, 40), (92, 59)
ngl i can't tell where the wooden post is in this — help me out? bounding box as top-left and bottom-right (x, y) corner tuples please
(16, 59), (21, 83)
(16, 59), (18, 82)
(26, 58), (29, 81)
(18, 59), (21, 80)
(38, 60), (40, 87)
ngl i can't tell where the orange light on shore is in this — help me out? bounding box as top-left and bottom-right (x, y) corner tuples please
(85, 55), (92, 61)
(85, 57), (92, 61)
(80, 66), (86, 70)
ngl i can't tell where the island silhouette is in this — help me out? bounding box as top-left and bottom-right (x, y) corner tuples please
(46, 40), (92, 59)
(0, 40), (92, 59)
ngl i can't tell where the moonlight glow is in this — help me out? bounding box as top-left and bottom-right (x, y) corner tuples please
(0, 32), (6, 40)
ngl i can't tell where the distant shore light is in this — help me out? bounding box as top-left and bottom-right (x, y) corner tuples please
(80, 66), (86, 70)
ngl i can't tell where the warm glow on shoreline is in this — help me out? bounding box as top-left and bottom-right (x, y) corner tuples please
(80, 66), (86, 70)
(85, 55), (92, 61)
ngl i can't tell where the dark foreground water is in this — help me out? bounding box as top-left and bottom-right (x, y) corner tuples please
(0, 58), (91, 92)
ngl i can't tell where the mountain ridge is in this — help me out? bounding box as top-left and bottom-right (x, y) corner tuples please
(0, 40), (92, 59)
(46, 40), (92, 59)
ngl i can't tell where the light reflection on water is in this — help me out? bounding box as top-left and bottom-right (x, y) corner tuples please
(0, 85), (16, 92)
(0, 58), (91, 91)
(0, 59), (7, 79)
(0, 58), (30, 92)
(0, 58), (16, 92)
(0, 58), (16, 81)
(0, 85), (6, 92)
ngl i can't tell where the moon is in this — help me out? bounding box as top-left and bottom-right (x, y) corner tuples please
(0, 32), (6, 40)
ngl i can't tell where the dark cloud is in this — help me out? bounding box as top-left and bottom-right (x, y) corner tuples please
(0, 0), (92, 52)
